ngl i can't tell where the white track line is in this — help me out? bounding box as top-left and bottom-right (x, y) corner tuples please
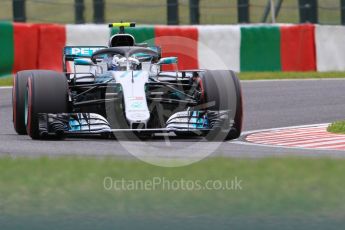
(0, 86), (12, 89)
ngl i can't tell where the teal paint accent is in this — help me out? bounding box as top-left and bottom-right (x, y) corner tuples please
(74, 58), (93, 65)
(158, 57), (178, 65)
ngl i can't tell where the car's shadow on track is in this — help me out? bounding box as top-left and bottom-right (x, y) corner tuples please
(62, 134), (206, 142)
(3, 132), (205, 142)
(7, 133), (231, 143)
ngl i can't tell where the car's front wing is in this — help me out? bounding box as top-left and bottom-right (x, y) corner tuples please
(36, 111), (224, 137)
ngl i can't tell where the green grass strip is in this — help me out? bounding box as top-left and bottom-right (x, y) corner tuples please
(328, 121), (345, 134)
(1, 156), (345, 218)
(0, 75), (13, 86)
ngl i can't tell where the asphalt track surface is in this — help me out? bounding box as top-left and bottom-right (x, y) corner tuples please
(2, 79), (345, 159)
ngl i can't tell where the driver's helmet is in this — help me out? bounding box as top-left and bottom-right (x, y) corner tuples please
(110, 55), (140, 71)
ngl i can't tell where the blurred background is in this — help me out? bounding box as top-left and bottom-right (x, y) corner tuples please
(0, 0), (343, 25)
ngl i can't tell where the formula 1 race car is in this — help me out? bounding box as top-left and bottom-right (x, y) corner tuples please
(12, 22), (243, 141)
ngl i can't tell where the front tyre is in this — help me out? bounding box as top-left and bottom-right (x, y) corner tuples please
(13, 71), (34, 135)
(199, 70), (243, 141)
(26, 70), (69, 139)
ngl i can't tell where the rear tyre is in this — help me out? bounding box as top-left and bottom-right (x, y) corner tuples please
(26, 70), (69, 139)
(226, 71), (243, 140)
(13, 71), (34, 135)
(199, 70), (243, 141)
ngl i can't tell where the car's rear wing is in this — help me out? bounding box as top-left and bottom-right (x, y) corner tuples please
(62, 45), (162, 72)
(63, 46), (107, 72)
(63, 46), (107, 61)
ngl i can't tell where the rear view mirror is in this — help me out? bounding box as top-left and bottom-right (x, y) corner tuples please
(157, 57), (178, 65)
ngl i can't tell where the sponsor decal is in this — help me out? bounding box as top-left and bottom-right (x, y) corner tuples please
(130, 100), (143, 109)
(66, 47), (103, 57)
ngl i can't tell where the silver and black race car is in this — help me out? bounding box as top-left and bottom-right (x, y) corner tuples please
(12, 22), (243, 141)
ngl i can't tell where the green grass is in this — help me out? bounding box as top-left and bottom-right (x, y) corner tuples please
(0, 75), (13, 86)
(328, 121), (345, 134)
(1, 156), (345, 229)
